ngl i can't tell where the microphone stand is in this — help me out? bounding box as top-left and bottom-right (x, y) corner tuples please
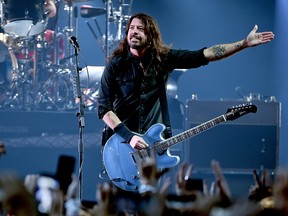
(71, 44), (85, 200)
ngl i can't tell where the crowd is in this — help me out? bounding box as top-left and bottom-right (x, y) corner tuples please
(80, 156), (288, 216)
(0, 151), (288, 216)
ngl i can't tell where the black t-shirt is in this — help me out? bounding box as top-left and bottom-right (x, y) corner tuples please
(98, 48), (209, 134)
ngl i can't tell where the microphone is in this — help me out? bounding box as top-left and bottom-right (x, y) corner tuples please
(69, 36), (80, 51)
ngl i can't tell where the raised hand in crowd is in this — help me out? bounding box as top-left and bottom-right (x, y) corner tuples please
(0, 172), (38, 216)
(137, 149), (171, 192)
(24, 174), (65, 216)
(210, 160), (232, 205)
(137, 149), (171, 216)
(248, 169), (273, 203)
(88, 182), (118, 216)
(171, 160), (233, 215)
(175, 162), (194, 196)
(273, 168), (288, 214)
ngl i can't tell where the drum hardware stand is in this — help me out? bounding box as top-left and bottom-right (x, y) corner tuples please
(105, 0), (133, 58)
(0, 0), (3, 24)
(3, 47), (20, 108)
(85, 20), (105, 55)
(82, 0), (133, 60)
(5, 65), (34, 110)
(105, 0), (113, 59)
(93, 17), (105, 45)
(114, 0), (133, 42)
(63, 0), (78, 69)
(82, 0), (115, 59)
(34, 67), (71, 111)
(4, 42), (36, 110)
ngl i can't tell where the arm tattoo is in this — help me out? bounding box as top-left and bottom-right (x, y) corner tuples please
(212, 45), (227, 59)
(235, 42), (243, 50)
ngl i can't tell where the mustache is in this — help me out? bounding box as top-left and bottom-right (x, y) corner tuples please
(130, 34), (142, 40)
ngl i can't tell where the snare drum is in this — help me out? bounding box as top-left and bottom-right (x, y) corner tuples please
(1, 0), (46, 38)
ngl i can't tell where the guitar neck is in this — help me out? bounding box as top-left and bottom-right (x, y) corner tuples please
(155, 113), (228, 151)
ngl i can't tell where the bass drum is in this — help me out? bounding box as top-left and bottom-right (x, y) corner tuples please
(1, 0), (46, 38)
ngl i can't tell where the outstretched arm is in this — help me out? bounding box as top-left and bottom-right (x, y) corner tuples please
(204, 25), (275, 61)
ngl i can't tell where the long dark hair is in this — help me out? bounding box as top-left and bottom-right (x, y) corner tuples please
(108, 13), (171, 61)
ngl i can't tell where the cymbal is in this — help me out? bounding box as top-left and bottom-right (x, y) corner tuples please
(80, 5), (106, 18)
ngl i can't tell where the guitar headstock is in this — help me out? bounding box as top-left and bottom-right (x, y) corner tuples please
(226, 103), (257, 121)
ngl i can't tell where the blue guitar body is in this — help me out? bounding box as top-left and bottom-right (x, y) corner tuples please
(102, 123), (179, 192)
(102, 103), (257, 192)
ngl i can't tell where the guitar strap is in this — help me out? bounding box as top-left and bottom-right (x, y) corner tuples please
(158, 72), (173, 139)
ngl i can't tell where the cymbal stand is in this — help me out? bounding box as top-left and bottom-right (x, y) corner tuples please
(63, 1), (77, 69)
(51, 0), (62, 66)
(104, 0), (133, 59)
(85, 20), (105, 54)
(4, 47), (20, 108)
(93, 18), (104, 43)
(82, 0), (132, 60)
(5, 39), (35, 110)
(115, 0), (133, 42)
(0, 0), (3, 23)
(105, 0), (113, 60)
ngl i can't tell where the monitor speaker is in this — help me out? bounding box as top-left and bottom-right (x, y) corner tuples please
(184, 100), (280, 171)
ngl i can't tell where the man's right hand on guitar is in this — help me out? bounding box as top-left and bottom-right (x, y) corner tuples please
(130, 135), (149, 150)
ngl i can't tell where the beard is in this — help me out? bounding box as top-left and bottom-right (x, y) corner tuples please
(129, 43), (143, 49)
(128, 35), (147, 50)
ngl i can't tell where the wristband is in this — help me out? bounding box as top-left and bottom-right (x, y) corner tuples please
(113, 123), (134, 143)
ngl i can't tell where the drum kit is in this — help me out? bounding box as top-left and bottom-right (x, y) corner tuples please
(0, 0), (133, 111)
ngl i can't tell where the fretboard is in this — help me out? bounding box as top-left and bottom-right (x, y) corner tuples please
(154, 114), (228, 152)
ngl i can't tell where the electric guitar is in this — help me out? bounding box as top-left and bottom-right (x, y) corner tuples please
(103, 103), (257, 192)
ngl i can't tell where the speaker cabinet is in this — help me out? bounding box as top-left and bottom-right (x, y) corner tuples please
(184, 100), (280, 171)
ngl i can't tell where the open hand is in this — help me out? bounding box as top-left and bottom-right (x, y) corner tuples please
(245, 25), (274, 47)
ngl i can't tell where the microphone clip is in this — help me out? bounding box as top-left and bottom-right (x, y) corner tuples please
(69, 36), (80, 52)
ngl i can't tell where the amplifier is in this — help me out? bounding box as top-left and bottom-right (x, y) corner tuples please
(183, 100), (280, 170)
